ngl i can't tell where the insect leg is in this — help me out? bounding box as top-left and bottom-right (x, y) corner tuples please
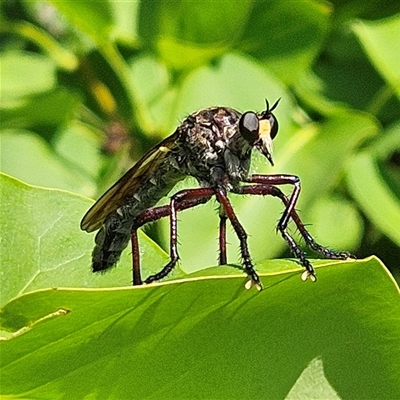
(134, 198), (210, 227)
(247, 175), (355, 260)
(236, 182), (354, 280)
(235, 183), (316, 280)
(218, 204), (228, 265)
(215, 187), (262, 290)
(130, 194), (213, 285)
(143, 188), (214, 284)
(131, 229), (142, 285)
(247, 174), (300, 230)
(130, 194), (212, 285)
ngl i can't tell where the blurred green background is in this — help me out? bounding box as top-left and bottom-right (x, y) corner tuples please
(1, 0), (399, 281)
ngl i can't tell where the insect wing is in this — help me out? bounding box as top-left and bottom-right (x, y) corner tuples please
(80, 132), (179, 232)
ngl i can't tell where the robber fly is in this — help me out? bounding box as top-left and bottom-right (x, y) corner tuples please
(81, 99), (353, 289)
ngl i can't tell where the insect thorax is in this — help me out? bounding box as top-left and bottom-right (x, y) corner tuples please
(177, 107), (253, 187)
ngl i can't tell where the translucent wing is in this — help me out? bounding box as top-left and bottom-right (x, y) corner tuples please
(81, 131), (180, 232)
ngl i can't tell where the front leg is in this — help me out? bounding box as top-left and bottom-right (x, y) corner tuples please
(235, 179), (354, 281)
(247, 175), (354, 259)
(247, 174), (300, 231)
(234, 183), (316, 281)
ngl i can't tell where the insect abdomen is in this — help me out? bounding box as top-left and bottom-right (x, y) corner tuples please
(91, 212), (132, 272)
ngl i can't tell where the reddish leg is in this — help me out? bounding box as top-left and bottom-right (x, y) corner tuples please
(234, 178), (354, 280)
(132, 188), (214, 285)
(131, 230), (142, 285)
(215, 187), (262, 289)
(219, 204), (228, 265)
(246, 174), (354, 260)
(247, 174), (301, 230)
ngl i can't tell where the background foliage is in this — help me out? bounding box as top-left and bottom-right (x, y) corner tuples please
(1, 0), (400, 398)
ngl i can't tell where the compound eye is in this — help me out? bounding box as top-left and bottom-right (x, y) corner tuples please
(269, 115), (279, 140)
(239, 112), (259, 144)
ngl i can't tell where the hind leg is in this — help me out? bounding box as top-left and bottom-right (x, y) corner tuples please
(131, 188), (214, 285)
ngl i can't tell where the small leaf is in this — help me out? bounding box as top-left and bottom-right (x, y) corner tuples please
(308, 195), (364, 250)
(238, 0), (331, 84)
(138, 0), (253, 70)
(346, 151), (400, 246)
(1, 51), (56, 99)
(0, 130), (95, 196)
(48, 0), (114, 43)
(0, 88), (80, 131)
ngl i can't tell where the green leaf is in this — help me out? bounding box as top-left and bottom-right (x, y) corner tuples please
(128, 54), (171, 134)
(109, 1), (140, 45)
(48, 0), (114, 43)
(0, 51), (56, 99)
(0, 130), (95, 196)
(133, 51), (293, 139)
(1, 257), (399, 399)
(308, 195), (363, 250)
(285, 357), (341, 399)
(0, 53), (80, 133)
(170, 52), (293, 139)
(352, 14), (400, 99)
(52, 122), (104, 184)
(0, 88), (80, 131)
(0, 173), (169, 307)
(238, 0), (331, 84)
(346, 150), (400, 247)
(138, 0), (253, 70)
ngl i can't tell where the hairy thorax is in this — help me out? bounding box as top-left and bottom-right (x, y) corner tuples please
(177, 107), (253, 188)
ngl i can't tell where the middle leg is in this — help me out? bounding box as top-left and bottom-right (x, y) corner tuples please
(218, 203), (228, 265)
(215, 187), (262, 290)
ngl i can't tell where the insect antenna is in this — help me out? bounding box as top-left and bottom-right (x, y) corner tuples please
(264, 98), (281, 114)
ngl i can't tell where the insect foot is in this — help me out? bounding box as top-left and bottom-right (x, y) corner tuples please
(245, 279), (263, 291)
(301, 270), (317, 282)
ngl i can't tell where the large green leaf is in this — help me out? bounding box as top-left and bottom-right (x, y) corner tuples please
(1, 171), (399, 399)
(1, 257), (399, 399)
